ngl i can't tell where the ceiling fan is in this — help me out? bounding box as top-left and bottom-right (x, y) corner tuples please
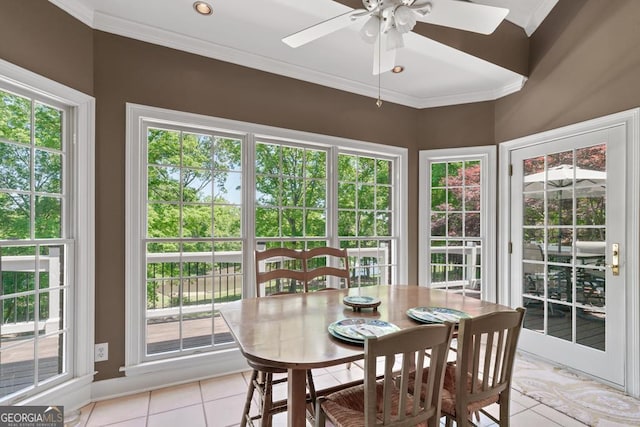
(282, 0), (509, 75)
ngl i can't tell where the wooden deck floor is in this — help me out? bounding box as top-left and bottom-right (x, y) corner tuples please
(523, 302), (605, 351)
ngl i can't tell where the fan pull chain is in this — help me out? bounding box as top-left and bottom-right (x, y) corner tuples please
(376, 70), (382, 108)
(376, 19), (383, 108)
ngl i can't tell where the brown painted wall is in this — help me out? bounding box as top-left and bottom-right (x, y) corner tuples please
(92, 32), (420, 379)
(0, 1), (93, 95)
(495, 0), (640, 141)
(417, 102), (496, 150)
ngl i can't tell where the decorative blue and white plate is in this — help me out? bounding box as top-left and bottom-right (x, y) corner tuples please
(406, 307), (471, 324)
(343, 295), (381, 309)
(328, 318), (400, 343)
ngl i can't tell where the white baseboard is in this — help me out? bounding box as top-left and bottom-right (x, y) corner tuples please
(92, 348), (249, 402)
(18, 373), (95, 411)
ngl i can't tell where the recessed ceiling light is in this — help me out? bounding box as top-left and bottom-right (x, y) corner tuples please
(193, 1), (213, 16)
(392, 65), (405, 74)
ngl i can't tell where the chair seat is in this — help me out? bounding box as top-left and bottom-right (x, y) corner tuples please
(320, 382), (427, 427)
(409, 365), (499, 418)
(440, 365), (499, 417)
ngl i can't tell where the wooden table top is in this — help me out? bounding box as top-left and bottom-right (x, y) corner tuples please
(218, 285), (513, 370)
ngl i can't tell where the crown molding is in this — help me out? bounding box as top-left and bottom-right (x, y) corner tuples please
(524, 0), (558, 36)
(50, 0), (527, 109)
(48, 0), (94, 27)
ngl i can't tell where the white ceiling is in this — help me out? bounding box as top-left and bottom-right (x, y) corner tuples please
(50, 0), (558, 108)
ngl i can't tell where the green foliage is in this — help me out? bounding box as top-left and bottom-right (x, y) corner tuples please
(146, 128), (243, 240)
(0, 91), (63, 240)
(255, 142), (327, 238)
(337, 154), (392, 238)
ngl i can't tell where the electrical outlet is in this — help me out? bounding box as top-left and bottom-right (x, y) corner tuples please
(95, 342), (108, 362)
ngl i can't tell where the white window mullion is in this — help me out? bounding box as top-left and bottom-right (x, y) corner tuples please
(244, 134), (256, 298)
(327, 146), (339, 248)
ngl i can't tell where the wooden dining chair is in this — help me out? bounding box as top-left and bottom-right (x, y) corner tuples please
(410, 308), (526, 427)
(241, 248), (316, 427)
(315, 323), (455, 427)
(305, 246), (351, 291)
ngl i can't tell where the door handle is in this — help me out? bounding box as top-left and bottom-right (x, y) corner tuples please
(606, 243), (620, 276)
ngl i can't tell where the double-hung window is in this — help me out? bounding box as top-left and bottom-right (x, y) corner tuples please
(419, 147), (496, 301)
(0, 60), (94, 406)
(126, 104), (406, 371)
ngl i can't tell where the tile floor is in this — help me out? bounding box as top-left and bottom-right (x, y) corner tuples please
(73, 363), (589, 427)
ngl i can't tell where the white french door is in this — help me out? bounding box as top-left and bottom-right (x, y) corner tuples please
(510, 125), (626, 386)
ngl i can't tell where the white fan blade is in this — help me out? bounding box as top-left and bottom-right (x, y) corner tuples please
(283, 9), (368, 48)
(373, 33), (396, 75)
(414, 0), (509, 35)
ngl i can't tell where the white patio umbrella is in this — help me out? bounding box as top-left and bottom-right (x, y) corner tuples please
(524, 164), (606, 193)
(523, 163), (607, 260)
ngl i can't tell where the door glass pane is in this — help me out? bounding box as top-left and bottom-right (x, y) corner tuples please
(521, 144), (606, 351)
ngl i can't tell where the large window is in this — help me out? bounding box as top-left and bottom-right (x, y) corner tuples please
(338, 153), (396, 286)
(126, 105), (406, 369)
(419, 147), (496, 301)
(144, 126), (243, 357)
(0, 60), (94, 407)
(0, 87), (70, 400)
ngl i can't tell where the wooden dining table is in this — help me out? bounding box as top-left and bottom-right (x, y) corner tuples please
(218, 284), (513, 427)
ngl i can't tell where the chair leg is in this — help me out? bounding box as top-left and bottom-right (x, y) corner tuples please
(306, 369), (317, 418)
(262, 372), (274, 427)
(241, 369), (258, 427)
(244, 368), (317, 426)
(314, 397), (326, 427)
(444, 415), (453, 427)
(499, 391), (510, 427)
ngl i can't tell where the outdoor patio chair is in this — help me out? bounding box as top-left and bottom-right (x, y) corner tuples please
(315, 323), (454, 427)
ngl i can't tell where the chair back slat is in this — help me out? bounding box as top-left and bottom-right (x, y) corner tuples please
(493, 330), (505, 386)
(412, 350), (426, 418)
(482, 332), (495, 391)
(305, 247), (350, 290)
(255, 248), (306, 297)
(363, 323), (454, 426)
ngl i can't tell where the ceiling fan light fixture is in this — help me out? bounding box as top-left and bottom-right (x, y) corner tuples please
(360, 15), (380, 43)
(193, 1), (213, 16)
(393, 5), (416, 32)
(386, 27), (404, 50)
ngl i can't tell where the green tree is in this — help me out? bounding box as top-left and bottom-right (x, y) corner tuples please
(255, 142), (326, 240)
(0, 92), (63, 240)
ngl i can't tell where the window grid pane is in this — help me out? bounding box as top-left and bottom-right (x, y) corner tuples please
(255, 141), (328, 240)
(338, 154), (396, 286)
(429, 160), (482, 298)
(0, 87), (70, 401)
(145, 127), (243, 357)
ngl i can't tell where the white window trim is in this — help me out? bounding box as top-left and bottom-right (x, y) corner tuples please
(0, 59), (95, 409)
(125, 103), (408, 376)
(418, 146), (497, 302)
